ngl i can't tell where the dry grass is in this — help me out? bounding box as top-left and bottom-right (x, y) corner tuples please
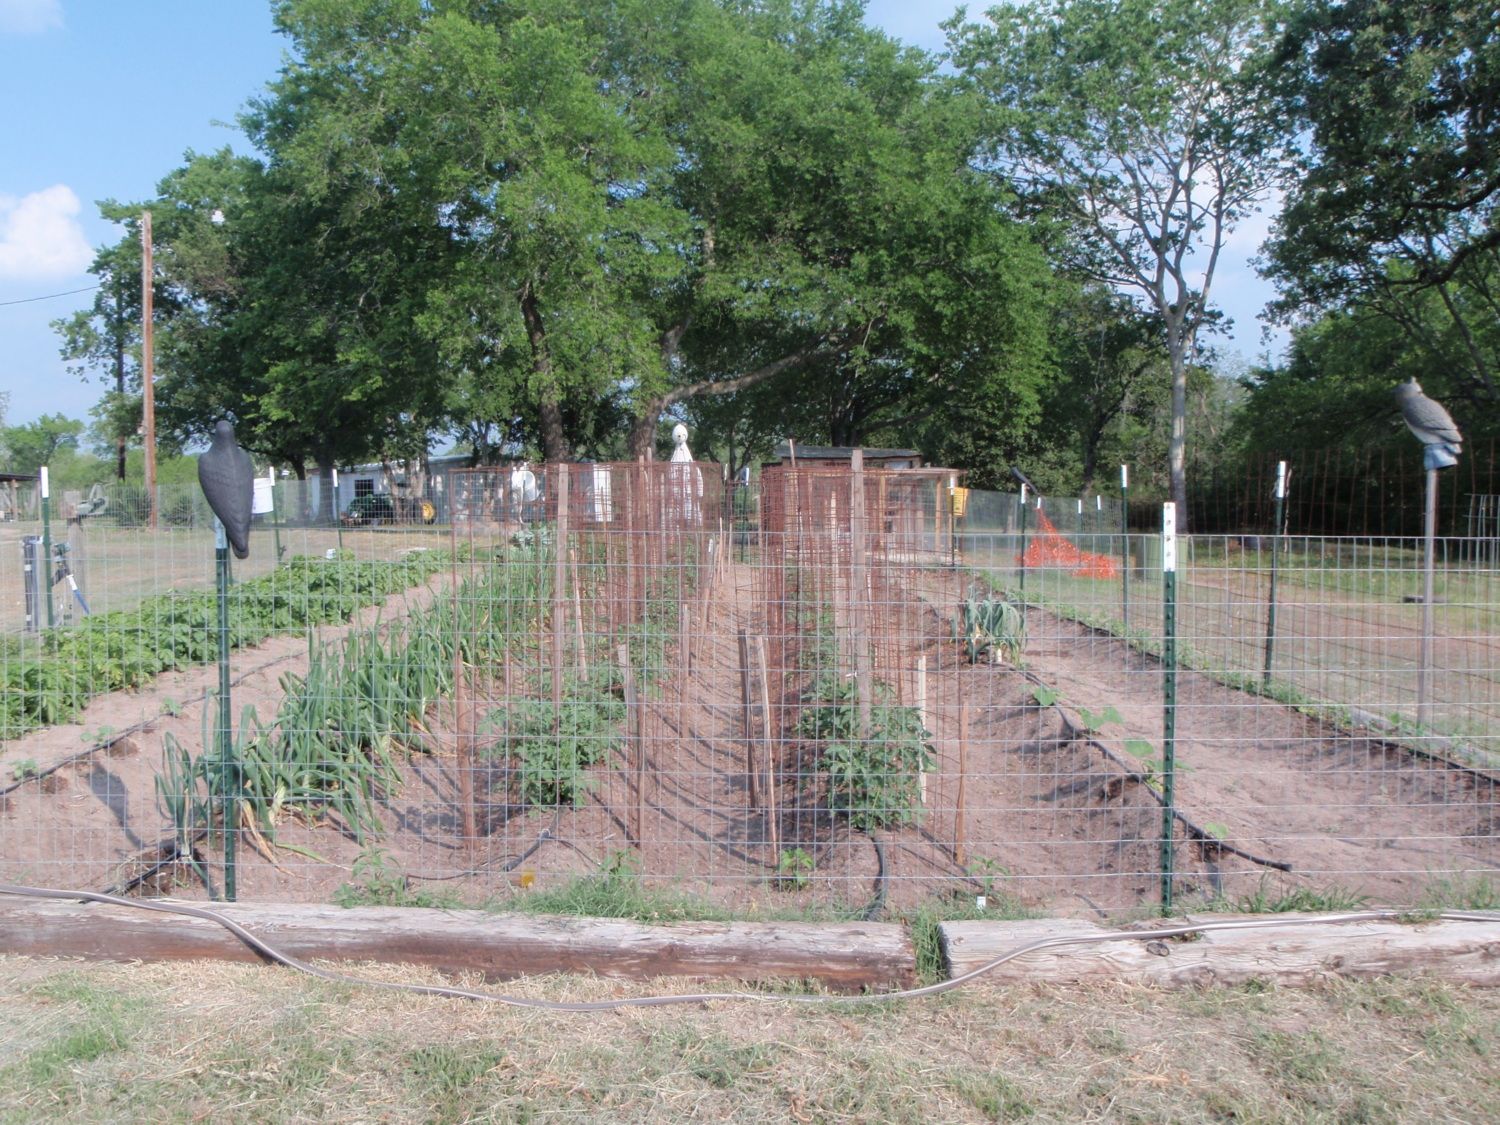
(1, 955), (1496, 1122)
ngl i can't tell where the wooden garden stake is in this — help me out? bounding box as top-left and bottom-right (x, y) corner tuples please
(850, 450), (872, 739)
(955, 703), (969, 869)
(552, 464), (569, 731)
(755, 634), (778, 861)
(916, 655), (928, 805)
(738, 630), (758, 811)
(570, 547), (588, 685)
(618, 643), (642, 848)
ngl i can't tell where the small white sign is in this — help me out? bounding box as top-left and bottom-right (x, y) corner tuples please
(1162, 502), (1177, 573)
(1274, 460), (1287, 499)
(252, 477), (275, 514)
(1120, 464), (1129, 489)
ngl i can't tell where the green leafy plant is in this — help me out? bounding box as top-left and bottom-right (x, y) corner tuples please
(9, 758), (38, 782)
(961, 592), (1026, 665)
(480, 695), (623, 808)
(1076, 705), (1123, 732)
(1031, 685), (1059, 707)
(1123, 738), (1162, 789)
(775, 847), (815, 889)
(1, 551), (450, 744)
(799, 693), (934, 830)
(333, 846), (462, 909)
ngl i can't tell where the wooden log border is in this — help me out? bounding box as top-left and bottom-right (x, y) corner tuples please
(2, 900), (1496, 992)
(942, 913), (1500, 988)
(0, 899), (914, 992)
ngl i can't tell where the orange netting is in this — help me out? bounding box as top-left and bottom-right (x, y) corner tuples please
(1019, 509), (1119, 579)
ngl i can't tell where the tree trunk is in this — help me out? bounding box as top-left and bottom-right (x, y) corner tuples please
(315, 456), (336, 523)
(626, 408), (659, 461)
(627, 341), (832, 461)
(1168, 338), (1189, 532)
(520, 285), (571, 462)
(1080, 427), (1100, 495)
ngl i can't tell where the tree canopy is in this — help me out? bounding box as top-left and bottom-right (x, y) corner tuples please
(54, 0), (1499, 519)
(949, 0), (1284, 521)
(1264, 0), (1500, 422)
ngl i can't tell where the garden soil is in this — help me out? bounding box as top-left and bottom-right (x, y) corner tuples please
(1, 560), (1494, 917)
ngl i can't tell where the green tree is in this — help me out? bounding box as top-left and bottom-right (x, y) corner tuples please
(52, 205), (152, 481)
(950, 0), (1285, 524)
(1264, 0), (1500, 415)
(1039, 284), (1168, 493)
(245, 0), (1052, 468)
(1, 414), (84, 475)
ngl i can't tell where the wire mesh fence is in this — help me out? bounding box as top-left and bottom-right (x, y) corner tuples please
(0, 461), (1494, 918)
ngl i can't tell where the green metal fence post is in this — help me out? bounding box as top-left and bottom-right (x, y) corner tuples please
(214, 518), (238, 901)
(1263, 460), (1287, 689)
(270, 471), (285, 563)
(1120, 465), (1130, 637)
(39, 466), (54, 629)
(1160, 501), (1178, 914)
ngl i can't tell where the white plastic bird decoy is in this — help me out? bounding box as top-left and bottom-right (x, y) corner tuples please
(1394, 379), (1463, 470)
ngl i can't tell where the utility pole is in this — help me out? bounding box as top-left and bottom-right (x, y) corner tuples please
(141, 210), (158, 528)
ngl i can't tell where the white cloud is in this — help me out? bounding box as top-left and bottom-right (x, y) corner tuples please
(0, 185), (93, 279)
(0, 0), (62, 35)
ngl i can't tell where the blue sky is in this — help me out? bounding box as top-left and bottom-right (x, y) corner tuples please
(0, 0), (1284, 432)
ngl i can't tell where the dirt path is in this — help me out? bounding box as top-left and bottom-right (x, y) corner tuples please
(1021, 611), (1500, 902)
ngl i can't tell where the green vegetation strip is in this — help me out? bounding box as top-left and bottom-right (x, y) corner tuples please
(0, 553), (450, 743)
(166, 535), (700, 853)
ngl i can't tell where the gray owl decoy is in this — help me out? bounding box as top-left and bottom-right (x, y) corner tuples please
(1393, 379), (1463, 469)
(198, 420), (254, 558)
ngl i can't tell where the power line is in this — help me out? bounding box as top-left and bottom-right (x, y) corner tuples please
(0, 284), (101, 308)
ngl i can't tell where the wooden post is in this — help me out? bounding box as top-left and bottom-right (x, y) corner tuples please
(850, 450), (872, 739)
(140, 210), (158, 528)
(552, 464), (569, 730)
(738, 631), (758, 811)
(570, 547), (588, 685)
(916, 655), (928, 805)
(755, 634), (778, 861)
(618, 643), (642, 848)
(450, 528), (476, 847)
(679, 500), (691, 701)
(955, 703), (969, 869)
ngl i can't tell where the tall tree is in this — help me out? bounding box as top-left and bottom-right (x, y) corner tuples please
(950, 0), (1284, 523)
(53, 205), (151, 480)
(1264, 0), (1500, 416)
(1041, 284), (1168, 493)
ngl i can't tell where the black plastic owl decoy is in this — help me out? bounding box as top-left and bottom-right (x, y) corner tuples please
(198, 420), (255, 558)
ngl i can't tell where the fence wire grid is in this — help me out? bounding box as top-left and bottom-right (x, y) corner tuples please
(0, 462), (1495, 918)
